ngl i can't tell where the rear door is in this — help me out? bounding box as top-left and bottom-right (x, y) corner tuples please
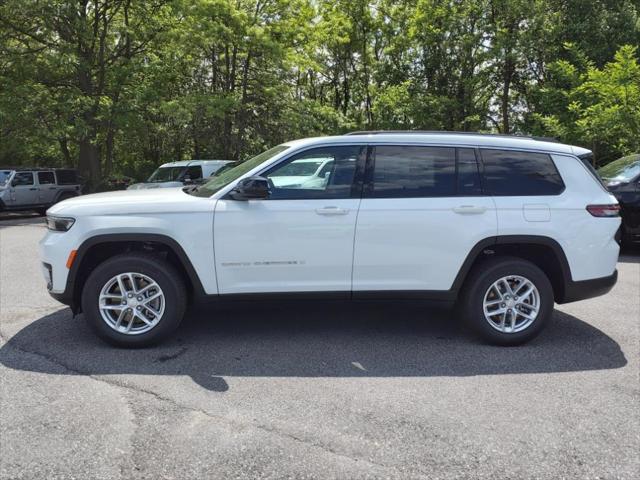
(37, 171), (57, 204)
(352, 145), (497, 293)
(214, 145), (366, 294)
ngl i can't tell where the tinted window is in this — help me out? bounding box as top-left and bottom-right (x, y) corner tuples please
(13, 172), (34, 186)
(38, 171), (55, 185)
(56, 170), (78, 185)
(368, 146), (455, 198)
(185, 165), (202, 180)
(457, 148), (482, 195)
(264, 145), (363, 199)
(480, 149), (564, 196)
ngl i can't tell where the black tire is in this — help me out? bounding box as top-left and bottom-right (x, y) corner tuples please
(461, 256), (554, 346)
(81, 253), (187, 347)
(36, 208), (47, 216)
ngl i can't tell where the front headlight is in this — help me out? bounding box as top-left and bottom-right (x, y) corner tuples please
(46, 216), (75, 232)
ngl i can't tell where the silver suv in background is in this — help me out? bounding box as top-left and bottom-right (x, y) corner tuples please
(0, 168), (82, 215)
(127, 160), (234, 190)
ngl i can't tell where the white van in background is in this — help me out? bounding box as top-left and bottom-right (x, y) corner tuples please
(127, 160), (234, 190)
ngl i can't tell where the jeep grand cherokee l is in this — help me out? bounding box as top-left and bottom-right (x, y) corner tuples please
(40, 132), (620, 347)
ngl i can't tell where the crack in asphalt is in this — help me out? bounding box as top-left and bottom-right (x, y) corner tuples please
(0, 330), (421, 478)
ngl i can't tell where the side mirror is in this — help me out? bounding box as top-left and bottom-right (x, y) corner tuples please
(229, 176), (270, 200)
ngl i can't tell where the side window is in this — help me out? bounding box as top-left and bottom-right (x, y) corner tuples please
(185, 166), (202, 180)
(457, 148), (482, 195)
(13, 172), (34, 186)
(368, 146), (456, 198)
(264, 145), (363, 199)
(480, 149), (564, 196)
(38, 171), (55, 185)
(55, 170), (78, 185)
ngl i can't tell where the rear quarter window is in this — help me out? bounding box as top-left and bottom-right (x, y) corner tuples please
(55, 170), (79, 185)
(480, 149), (564, 196)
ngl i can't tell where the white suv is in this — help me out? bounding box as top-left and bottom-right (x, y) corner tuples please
(40, 132), (620, 347)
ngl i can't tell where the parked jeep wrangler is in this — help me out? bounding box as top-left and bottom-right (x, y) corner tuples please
(0, 168), (81, 215)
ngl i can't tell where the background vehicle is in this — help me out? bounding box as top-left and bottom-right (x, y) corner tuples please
(598, 154), (640, 246)
(0, 168), (81, 215)
(41, 132), (620, 348)
(127, 160), (234, 190)
(268, 157), (334, 189)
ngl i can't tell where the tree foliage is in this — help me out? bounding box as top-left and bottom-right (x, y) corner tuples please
(0, 0), (638, 184)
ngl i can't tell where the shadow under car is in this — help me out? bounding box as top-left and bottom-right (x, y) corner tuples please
(0, 301), (627, 392)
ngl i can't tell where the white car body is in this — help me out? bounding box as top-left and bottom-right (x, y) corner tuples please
(41, 133), (620, 308)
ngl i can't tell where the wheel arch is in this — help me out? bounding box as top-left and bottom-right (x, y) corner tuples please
(53, 189), (79, 203)
(452, 235), (572, 303)
(68, 233), (205, 313)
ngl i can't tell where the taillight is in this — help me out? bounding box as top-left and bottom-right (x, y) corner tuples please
(586, 204), (620, 217)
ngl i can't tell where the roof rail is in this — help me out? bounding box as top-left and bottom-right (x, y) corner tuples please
(0, 166), (78, 171)
(344, 130), (558, 142)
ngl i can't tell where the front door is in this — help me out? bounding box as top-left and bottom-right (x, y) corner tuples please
(10, 172), (39, 206)
(352, 145), (498, 292)
(214, 145), (365, 294)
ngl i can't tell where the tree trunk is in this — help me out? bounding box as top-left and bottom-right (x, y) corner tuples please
(501, 56), (513, 134)
(78, 137), (100, 188)
(58, 137), (72, 166)
(105, 124), (115, 176)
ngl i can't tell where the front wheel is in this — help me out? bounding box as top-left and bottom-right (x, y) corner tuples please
(461, 257), (554, 346)
(81, 253), (187, 347)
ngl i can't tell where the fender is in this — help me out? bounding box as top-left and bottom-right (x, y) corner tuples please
(450, 234), (572, 293)
(53, 189), (79, 203)
(60, 233), (206, 312)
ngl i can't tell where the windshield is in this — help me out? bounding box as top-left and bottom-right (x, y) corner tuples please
(189, 145), (290, 197)
(0, 170), (12, 186)
(598, 154), (640, 182)
(147, 166), (186, 183)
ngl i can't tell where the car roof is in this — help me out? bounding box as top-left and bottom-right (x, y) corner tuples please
(159, 160), (233, 168)
(0, 167), (77, 172)
(282, 131), (591, 157)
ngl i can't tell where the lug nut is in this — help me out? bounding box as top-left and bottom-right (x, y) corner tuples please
(121, 300), (126, 305)
(128, 293), (133, 298)
(137, 296), (143, 301)
(501, 303), (506, 308)
(136, 306), (142, 311)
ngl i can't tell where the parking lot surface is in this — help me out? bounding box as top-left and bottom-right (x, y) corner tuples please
(1, 215), (638, 479)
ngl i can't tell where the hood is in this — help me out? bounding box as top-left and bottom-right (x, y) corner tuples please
(48, 187), (213, 217)
(127, 181), (184, 190)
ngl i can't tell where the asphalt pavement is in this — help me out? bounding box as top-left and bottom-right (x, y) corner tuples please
(1, 214), (638, 479)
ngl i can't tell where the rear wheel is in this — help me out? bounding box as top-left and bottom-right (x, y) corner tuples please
(461, 257), (554, 346)
(81, 253), (187, 347)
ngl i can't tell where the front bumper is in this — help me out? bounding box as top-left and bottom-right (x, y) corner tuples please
(559, 270), (618, 304)
(40, 227), (81, 311)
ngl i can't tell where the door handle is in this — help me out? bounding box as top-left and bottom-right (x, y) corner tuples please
(29, 188), (37, 191)
(315, 206), (349, 216)
(453, 205), (487, 214)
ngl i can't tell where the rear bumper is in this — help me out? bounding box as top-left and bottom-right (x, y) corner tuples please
(559, 270), (618, 304)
